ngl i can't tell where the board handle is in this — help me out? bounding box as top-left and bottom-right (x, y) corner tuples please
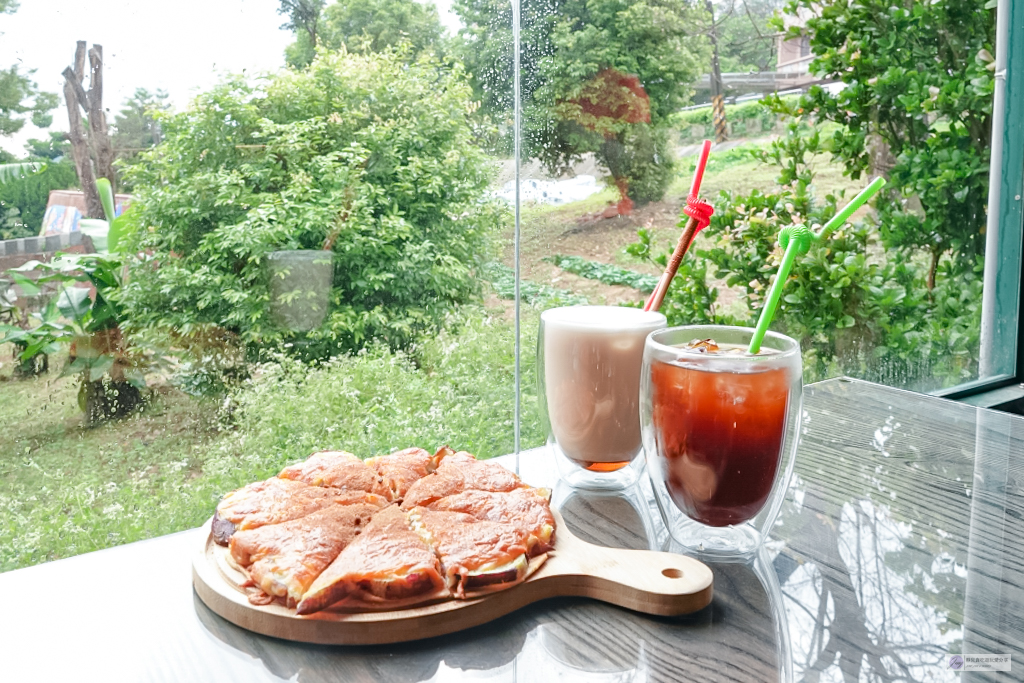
(533, 527), (714, 617)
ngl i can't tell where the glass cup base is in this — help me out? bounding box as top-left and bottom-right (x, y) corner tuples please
(551, 443), (645, 491)
(657, 508), (764, 563)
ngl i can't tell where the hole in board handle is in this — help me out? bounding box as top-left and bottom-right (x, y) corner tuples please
(662, 568), (684, 579)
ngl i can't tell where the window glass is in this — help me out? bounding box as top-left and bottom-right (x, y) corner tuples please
(516, 0), (998, 430)
(0, 0), (1007, 573)
(0, 0), (514, 570)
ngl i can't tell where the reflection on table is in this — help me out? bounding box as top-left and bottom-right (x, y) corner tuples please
(1, 378), (1022, 682)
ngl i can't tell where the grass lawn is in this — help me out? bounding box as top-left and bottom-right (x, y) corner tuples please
(0, 348), (228, 570)
(0, 308), (547, 572)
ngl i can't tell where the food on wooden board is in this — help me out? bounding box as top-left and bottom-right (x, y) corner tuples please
(365, 445), (450, 500)
(424, 487), (555, 557)
(278, 450), (390, 497)
(212, 477), (384, 546)
(401, 450), (526, 509)
(213, 446), (556, 615)
(229, 500), (385, 606)
(410, 508), (531, 598)
(296, 505), (448, 615)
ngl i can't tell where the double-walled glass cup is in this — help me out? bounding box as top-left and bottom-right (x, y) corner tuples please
(640, 325), (802, 560)
(538, 306), (667, 489)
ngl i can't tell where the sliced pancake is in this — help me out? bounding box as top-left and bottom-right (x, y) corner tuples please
(365, 446), (448, 501)
(212, 477), (377, 546)
(279, 450), (390, 497)
(295, 505), (447, 615)
(425, 487), (555, 556)
(401, 451), (524, 509)
(229, 500), (384, 606)
(409, 507), (531, 598)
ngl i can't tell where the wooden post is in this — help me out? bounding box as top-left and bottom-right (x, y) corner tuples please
(705, 0), (728, 143)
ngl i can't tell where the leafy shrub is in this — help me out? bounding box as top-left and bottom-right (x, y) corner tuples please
(482, 261), (588, 308)
(117, 49), (505, 356)
(611, 124), (676, 205)
(546, 254), (658, 291)
(775, 0), (993, 271)
(641, 112), (983, 389)
(227, 309), (544, 466)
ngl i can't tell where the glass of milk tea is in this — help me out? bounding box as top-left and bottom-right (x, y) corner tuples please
(640, 325), (803, 561)
(538, 306), (667, 489)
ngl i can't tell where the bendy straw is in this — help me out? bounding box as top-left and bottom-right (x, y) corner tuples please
(644, 141), (714, 312)
(747, 177), (887, 355)
(688, 139), (713, 200)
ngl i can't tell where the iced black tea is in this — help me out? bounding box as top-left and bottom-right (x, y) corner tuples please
(649, 339), (790, 527)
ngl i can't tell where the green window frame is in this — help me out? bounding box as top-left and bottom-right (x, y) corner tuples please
(939, 0), (1024, 407)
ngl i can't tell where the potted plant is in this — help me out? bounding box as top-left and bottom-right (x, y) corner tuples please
(0, 179), (152, 424)
(267, 250), (334, 332)
(1, 253), (147, 424)
(266, 196), (354, 333)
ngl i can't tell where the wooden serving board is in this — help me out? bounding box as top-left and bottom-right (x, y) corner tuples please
(192, 509), (714, 645)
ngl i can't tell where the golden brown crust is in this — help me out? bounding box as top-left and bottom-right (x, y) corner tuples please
(278, 450), (391, 498)
(409, 507), (530, 597)
(214, 446), (555, 614)
(295, 505), (446, 615)
(229, 502), (382, 603)
(213, 477), (360, 546)
(365, 447), (438, 500)
(425, 488), (555, 556)
(401, 452), (524, 509)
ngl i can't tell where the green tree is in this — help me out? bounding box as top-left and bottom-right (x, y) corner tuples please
(0, 2), (57, 138)
(713, 0), (783, 73)
(111, 88), (170, 190)
(776, 0), (995, 283)
(454, 0), (708, 205)
(112, 88), (170, 152)
(117, 49), (504, 356)
(285, 0), (444, 67)
(279, 0), (327, 45)
(0, 67), (57, 137)
(24, 132), (71, 161)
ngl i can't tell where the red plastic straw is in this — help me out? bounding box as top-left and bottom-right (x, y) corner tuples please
(643, 141), (714, 312)
(689, 139), (712, 199)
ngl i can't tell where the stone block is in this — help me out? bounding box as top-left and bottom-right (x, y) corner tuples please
(44, 234), (64, 252)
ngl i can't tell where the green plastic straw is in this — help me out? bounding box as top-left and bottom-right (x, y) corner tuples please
(817, 176), (887, 241)
(747, 177), (887, 355)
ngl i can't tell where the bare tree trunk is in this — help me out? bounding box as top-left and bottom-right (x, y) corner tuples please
(87, 45), (116, 191)
(705, 0), (727, 143)
(63, 78), (102, 218)
(62, 41), (115, 217)
(74, 40), (86, 82)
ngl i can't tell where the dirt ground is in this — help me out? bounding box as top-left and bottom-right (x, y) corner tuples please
(499, 139), (851, 311)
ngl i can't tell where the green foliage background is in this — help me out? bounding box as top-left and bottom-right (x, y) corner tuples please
(453, 0), (708, 204)
(777, 0), (995, 271)
(285, 0), (444, 67)
(117, 48), (505, 355)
